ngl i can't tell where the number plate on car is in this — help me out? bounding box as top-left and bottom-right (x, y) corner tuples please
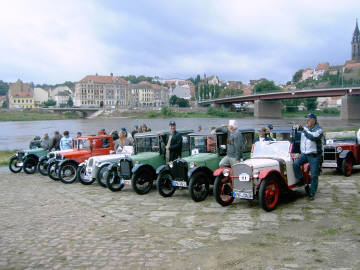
(233, 191), (253, 200)
(123, 180), (132, 185)
(239, 173), (250, 181)
(172, 181), (187, 187)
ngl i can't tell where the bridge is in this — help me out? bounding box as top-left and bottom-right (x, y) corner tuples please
(198, 87), (360, 120)
(43, 107), (101, 118)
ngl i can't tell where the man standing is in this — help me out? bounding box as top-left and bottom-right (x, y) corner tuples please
(164, 121), (182, 162)
(49, 131), (62, 150)
(253, 127), (274, 143)
(217, 119), (244, 167)
(293, 113), (323, 200)
(40, 133), (50, 150)
(59, 131), (72, 150)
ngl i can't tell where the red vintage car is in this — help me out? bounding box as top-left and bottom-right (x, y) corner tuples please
(47, 135), (114, 184)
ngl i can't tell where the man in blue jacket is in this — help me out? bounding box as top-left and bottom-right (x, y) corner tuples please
(59, 131), (73, 150)
(293, 113), (323, 200)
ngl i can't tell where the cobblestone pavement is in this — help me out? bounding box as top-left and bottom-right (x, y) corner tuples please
(0, 168), (359, 270)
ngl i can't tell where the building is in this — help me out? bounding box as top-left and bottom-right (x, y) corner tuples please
(171, 85), (191, 99)
(74, 75), (130, 108)
(33, 87), (49, 106)
(131, 81), (169, 108)
(8, 79), (35, 109)
(351, 20), (360, 62)
(313, 62), (329, 80)
(301, 68), (314, 81)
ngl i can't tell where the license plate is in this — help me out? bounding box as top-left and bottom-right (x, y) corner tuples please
(123, 180), (132, 185)
(172, 181), (187, 187)
(233, 191), (253, 200)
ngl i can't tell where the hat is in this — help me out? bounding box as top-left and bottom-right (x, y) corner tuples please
(267, 124), (273, 129)
(169, 121), (176, 126)
(228, 119), (237, 128)
(258, 127), (267, 132)
(121, 128), (126, 132)
(305, 113), (317, 120)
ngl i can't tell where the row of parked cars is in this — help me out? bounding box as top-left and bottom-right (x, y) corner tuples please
(8, 128), (360, 211)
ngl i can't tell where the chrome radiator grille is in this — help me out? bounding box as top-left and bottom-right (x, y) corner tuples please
(120, 159), (132, 179)
(231, 163), (253, 198)
(323, 146), (336, 161)
(171, 159), (188, 181)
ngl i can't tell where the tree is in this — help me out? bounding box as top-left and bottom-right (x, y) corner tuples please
(253, 79), (281, 94)
(214, 84), (220, 98)
(292, 69), (303, 83)
(0, 80), (8, 96)
(67, 97), (73, 107)
(2, 99), (8, 108)
(43, 99), (56, 106)
(169, 95), (178, 106)
(177, 98), (189, 107)
(195, 85), (199, 100)
(199, 85), (204, 100)
(304, 97), (317, 111)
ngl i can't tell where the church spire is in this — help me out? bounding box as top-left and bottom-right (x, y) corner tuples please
(351, 19), (360, 62)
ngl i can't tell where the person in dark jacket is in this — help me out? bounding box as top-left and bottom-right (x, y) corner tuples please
(164, 121), (182, 162)
(253, 127), (275, 143)
(49, 131), (62, 150)
(217, 119), (244, 167)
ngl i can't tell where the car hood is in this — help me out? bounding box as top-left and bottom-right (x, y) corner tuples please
(184, 153), (216, 163)
(242, 158), (280, 171)
(89, 153), (128, 164)
(131, 152), (160, 163)
(62, 150), (90, 158)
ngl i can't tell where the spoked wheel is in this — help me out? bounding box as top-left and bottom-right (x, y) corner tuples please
(96, 164), (109, 187)
(214, 175), (234, 206)
(259, 177), (280, 211)
(106, 169), (124, 192)
(23, 157), (38, 174)
(37, 157), (49, 176)
(157, 172), (176, 197)
(189, 171), (209, 202)
(132, 167), (153, 195)
(59, 163), (77, 184)
(8, 155), (22, 173)
(78, 165), (95, 185)
(341, 158), (353, 177)
(47, 162), (59, 181)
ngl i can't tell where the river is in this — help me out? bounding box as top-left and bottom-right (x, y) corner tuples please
(1, 116), (360, 150)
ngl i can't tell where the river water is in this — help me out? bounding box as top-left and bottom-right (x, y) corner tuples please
(1, 116), (359, 150)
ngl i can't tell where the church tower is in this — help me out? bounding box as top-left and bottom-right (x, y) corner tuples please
(352, 19), (360, 62)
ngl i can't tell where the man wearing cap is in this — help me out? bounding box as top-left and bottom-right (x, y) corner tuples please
(164, 121), (183, 162)
(253, 127), (274, 143)
(217, 119), (244, 167)
(293, 113), (323, 200)
(266, 124), (274, 138)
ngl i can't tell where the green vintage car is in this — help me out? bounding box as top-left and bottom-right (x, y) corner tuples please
(105, 129), (193, 194)
(156, 129), (255, 202)
(9, 148), (49, 174)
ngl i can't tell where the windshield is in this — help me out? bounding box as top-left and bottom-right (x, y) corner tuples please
(252, 141), (291, 158)
(77, 139), (91, 150)
(325, 131), (357, 144)
(135, 136), (159, 153)
(190, 135), (216, 155)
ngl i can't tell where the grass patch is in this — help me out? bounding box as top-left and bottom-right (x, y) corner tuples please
(251, 242), (272, 247)
(282, 257), (295, 262)
(0, 110), (79, 122)
(319, 228), (339, 235)
(0, 150), (17, 167)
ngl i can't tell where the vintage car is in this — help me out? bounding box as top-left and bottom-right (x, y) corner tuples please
(77, 146), (134, 186)
(156, 129), (255, 202)
(105, 129), (193, 194)
(213, 140), (308, 211)
(9, 147), (49, 174)
(322, 130), (360, 176)
(46, 135), (114, 183)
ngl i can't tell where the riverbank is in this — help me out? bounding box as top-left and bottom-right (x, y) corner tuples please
(0, 150), (16, 167)
(0, 110), (80, 122)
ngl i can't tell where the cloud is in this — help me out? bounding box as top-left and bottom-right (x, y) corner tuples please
(0, 0), (359, 84)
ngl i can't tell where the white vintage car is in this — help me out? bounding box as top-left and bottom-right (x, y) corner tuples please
(76, 146), (134, 186)
(213, 140), (310, 211)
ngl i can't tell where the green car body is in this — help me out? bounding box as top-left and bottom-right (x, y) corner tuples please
(156, 129), (255, 202)
(8, 147), (49, 174)
(105, 129), (193, 194)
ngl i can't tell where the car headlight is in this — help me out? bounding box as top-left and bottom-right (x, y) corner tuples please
(189, 161), (198, 168)
(336, 147), (342, 153)
(94, 160), (99, 166)
(223, 169), (230, 177)
(135, 160), (139, 165)
(168, 161), (173, 168)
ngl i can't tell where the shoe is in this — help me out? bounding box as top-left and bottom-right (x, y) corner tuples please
(308, 196), (315, 201)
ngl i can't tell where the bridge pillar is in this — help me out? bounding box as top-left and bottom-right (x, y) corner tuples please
(254, 100), (282, 118)
(210, 103), (221, 109)
(340, 95), (360, 120)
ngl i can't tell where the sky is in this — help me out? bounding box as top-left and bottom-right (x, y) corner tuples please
(0, 0), (359, 85)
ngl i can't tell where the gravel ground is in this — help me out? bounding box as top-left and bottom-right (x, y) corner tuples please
(0, 167), (359, 270)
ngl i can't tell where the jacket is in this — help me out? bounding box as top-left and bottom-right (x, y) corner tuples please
(253, 136), (274, 143)
(164, 131), (183, 161)
(300, 123), (323, 154)
(217, 127), (244, 160)
(60, 136), (73, 150)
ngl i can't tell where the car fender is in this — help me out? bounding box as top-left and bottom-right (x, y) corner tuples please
(24, 154), (39, 162)
(258, 169), (287, 187)
(156, 164), (170, 175)
(339, 150), (352, 159)
(39, 155), (48, 162)
(213, 167), (232, 177)
(58, 159), (79, 168)
(132, 164), (156, 177)
(46, 157), (57, 165)
(188, 166), (214, 182)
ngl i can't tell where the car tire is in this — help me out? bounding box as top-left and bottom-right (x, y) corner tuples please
(96, 164), (110, 187)
(37, 157), (48, 176)
(214, 175), (234, 206)
(47, 161), (59, 181)
(105, 169), (124, 192)
(132, 167), (153, 195)
(189, 171), (209, 202)
(259, 177), (280, 212)
(9, 155), (22, 173)
(78, 165), (95, 185)
(157, 171), (176, 197)
(341, 157), (353, 177)
(23, 157), (38, 174)
(59, 163), (78, 184)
